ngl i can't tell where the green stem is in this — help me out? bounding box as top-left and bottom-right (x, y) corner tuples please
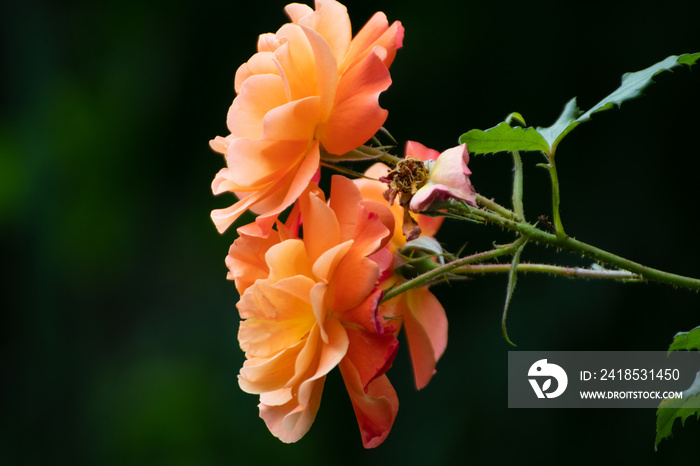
(381, 238), (526, 302)
(512, 151), (525, 221)
(452, 263), (641, 280)
(320, 161), (378, 180)
(455, 200), (700, 291)
(546, 156), (567, 238)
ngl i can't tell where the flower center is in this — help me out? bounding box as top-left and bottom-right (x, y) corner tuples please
(381, 158), (430, 207)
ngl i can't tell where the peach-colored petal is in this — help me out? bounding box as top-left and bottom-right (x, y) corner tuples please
(343, 13), (403, 71)
(284, 3), (313, 23)
(237, 276), (317, 357)
(209, 135), (231, 155)
(211, 187), (268, 234)
(299, 24), (339, 123)
(233, 51), (281, 95)
(257, 33), (282, 53)
(339, 359), (398, 449)
(328, 175), (394, 252)
(265, 239), (314, 283)
(227, 74), (288, 140)
(296, 0), (351, 65)
(344, 324), (398, 389)
(316, 48), (391, 155)
(239, 341), (305, 394)
(405, 140), (440, 162)
(326, 251), (378, 313)
(261, 95), (321, 142)
(328, 174), (363, 240)
(224, 138), (307, 189)
(234, 142), (320, 237)
(274, 24), (317, 101)
(310, 282), (329, 343)
(403, 287), (448, 390)
(311, 241), (353, 285)
(339, 288), (384, 335)
(351, 201), (394, 256)
(258, 317), (348, 444)
(259, 376), (325, 443)
(300, 191), (341, 263)
(225, 229), (279, 293)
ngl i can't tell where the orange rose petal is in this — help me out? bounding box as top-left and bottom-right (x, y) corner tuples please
(328, 175), (363, 241)
(274, 24), (317, 101)
(237, 142), (320, 238)
(343, 13), (403, 71)
(225, 229), (279, 293)
(405, 140), (440, 162)
(310, 282), (330, 343)
(225, 138), (307, 188)
(257, 32), (282, 53)
(238, 342), (304, 394)
(227, 74), (288, 139)
(341, 288), (386, 337)
(311, 241), (353, 285)
(259, 387), (293, 407)
(233, 51), (280, 96)
(283, 2), (313, 23)
(264, 239), (314, 283)
(259, 376), (325, 444)
(299, 25), (338, 120)
(211, 187), (268, 234)
(297, 0), (351, 65)
(237, 277), (316, 353)
(344, 322), (399, 388)
(261, 96), (320, 142)
(403, 287), (448, 390)
(211, 167), (244, 195)
(300, 191), (341, 263)
(327, 250), (379, 312)
(351, 201), (394, 256)
(316, 48), (391, 155)
(339, 360), (398, 449)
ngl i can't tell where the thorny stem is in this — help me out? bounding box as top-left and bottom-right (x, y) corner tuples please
(452, 263), (641, 280)
(454, 197), (700, 291)
(320, 161), (378, 180)
(381, 237), (527, 302)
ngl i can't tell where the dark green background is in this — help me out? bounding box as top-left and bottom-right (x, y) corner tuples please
(2, 0), (699, 464)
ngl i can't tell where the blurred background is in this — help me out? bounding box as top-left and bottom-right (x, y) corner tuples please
(2, 0), (699, 464)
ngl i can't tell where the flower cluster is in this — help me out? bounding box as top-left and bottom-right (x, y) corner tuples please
(210, 0), (476, 448)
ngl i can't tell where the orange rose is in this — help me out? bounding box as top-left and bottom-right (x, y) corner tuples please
(355, 163), (449, 390)
(211, 0), (403, 237)
(227, 176), (399, 448)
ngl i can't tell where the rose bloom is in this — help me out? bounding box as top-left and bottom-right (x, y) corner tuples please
(406, 141), (477, 212)
(227, 176), (401, 448)
(355, 163), (449, 390)
(210, 0), (404, 237)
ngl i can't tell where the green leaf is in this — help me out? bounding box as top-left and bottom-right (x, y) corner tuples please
(535, 98), (583, 155)
(655, 324), (700, 450)
(536, 53), (699, 157)
(458, 121), (550, 156)
(668, 325), (700, 353)
(655, 371), (700, 450)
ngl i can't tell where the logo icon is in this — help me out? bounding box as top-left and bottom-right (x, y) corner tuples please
(528, 359), (568, 398)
